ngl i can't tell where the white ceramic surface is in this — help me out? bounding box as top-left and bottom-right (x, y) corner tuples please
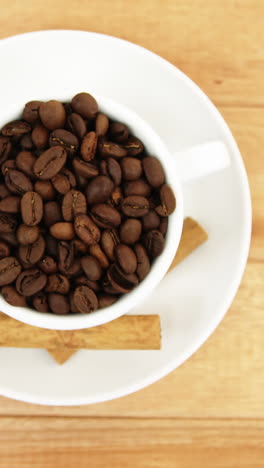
(0, 30), (251, 405)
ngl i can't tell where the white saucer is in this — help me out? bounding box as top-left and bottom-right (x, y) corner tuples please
(0, 30), (251, 405)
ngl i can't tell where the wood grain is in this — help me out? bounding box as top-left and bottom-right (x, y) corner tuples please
(0, 417), (264, 468)
(0, 0), (263, 466)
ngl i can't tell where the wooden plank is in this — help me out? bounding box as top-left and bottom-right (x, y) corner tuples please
(0, 261), (262, 418)
(218, 107), (263, 262)
(0, 0), (263, 107)
(0, 417), (263, 467)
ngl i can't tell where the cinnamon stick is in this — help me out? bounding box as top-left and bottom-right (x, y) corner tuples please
(0, 216), (207, 362)
(168, 217), (208, 272)
(0, 315), (161, 350)
(48, 348), (78, 364)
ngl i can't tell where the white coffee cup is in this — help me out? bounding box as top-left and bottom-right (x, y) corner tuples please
(0, 96), (229, 330)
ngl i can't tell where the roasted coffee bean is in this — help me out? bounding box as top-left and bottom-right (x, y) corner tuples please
(51, 172), (70, 195)
(58, 241), (74, 272)
(98, 294), (117, 308)
(34, 146), (67, 179)
(123, 136), (144, 156)
(45, 235), (58, 257)
(2, 120), (31, 137)
(62, 189), (87, 221)
(144, 230), (165, 258)
(134, 244), (150, 281)
(109, 122), (129, 143)
(0, 196), (20, 213)
(2, 285), (27, 307)
(75, 276), (100, 293)
(16, 151), (36, 178)
(155, 184), (176, 216)
(89, 243), (109, 269)
(107, 263), (138, 294)
(20, 134), (34, 150)
(72, 285), (98, 313)
(48, 293), (70, 314)
(50, 129), (78, 156)
(34, 180), (55, 201)
(32, 292), (49, 312)
(101, 229), (120, 261)
(16, 224), (39, 245)
(143, 156), (165, 188)
(43, 201), (62, 227)
(121, 157), (142, 181)
(0, 213), (17, 233)
(22, 101), (42, 124)
(31, 124), (49, 150)
(91, 204), (121, 229)
(71, 92), (98, 119)
(63, 258), (82, 278)
(72, 238), (89, 255)
(18, 235), (45, 267)
(159, 217), (168, 236)
(102, 278), (121, 295)
(86, 176), (114, 205)
(81, 255), (102, 281)
(0, 232), (18, 247)
(21, 191), (43, 226)
(123, 179), (152, 197)
(50, 222), (75, 241)
(80, 131), (97, 161)
(142, 210), (160, 231)
(0, 241), (10, 259)
(39, 100), (66, 130)
(100, 158), (122, 186)
(0, 136), (12, 163)
(95, 113), (109, 136)
(110, 186), (123, 207)
(16, 268), (47, 296)
(0, 257), (21, 286)
(74, 214), (101, 245)
(0, 183), (11, 199)
(115, 244), (137, 274)
(67, 113), (87, 139)
(120, 218), (142, 244)
(72, 158), (99, 178)
(52, 168), (76, 195)
(5, 169), (33, 195)
(2, 159), (16, 176)
(98, 139), (127, 159)
(121, 195), (149, 217)
(38, 256), (57, 274)
(45, 273), (70, 294)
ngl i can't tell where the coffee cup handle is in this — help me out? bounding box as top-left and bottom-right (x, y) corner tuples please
(173, 141), (230, 183)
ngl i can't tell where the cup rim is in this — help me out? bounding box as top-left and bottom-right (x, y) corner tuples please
(0, 95), (184, 330)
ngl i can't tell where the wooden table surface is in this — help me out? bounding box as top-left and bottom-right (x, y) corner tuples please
(0, 1), (263, 466)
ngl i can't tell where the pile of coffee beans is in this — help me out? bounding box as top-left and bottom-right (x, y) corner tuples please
(0, 93), (176, 315)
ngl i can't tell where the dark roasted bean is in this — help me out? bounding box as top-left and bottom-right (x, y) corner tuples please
(71, 92), (98, 119)
(119, 218), (142, 244)
(144, 230), (165, 258)
(16, 268), (47, 296)
(86, 176), (114, 205)
(39, 100), (66, 130)
(72, 285), (98, 313)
